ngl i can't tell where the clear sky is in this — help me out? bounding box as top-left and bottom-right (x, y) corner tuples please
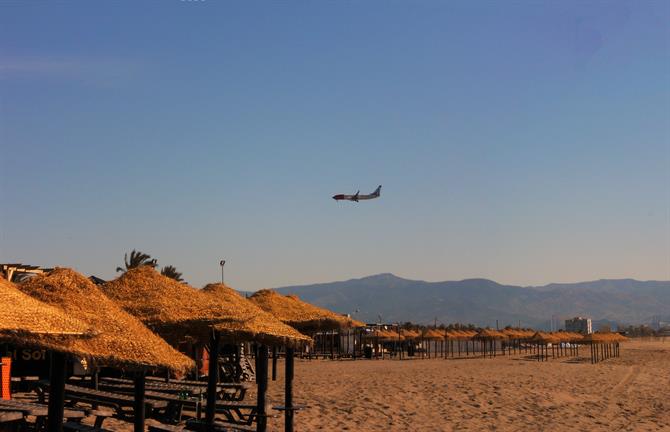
(1, 1), (668, 290)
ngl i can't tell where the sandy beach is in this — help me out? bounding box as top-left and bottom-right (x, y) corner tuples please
(69, 339), (670, 431)
(260, 339), (669, 432)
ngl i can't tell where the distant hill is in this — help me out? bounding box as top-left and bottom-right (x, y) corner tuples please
(272, 274), (670, 330)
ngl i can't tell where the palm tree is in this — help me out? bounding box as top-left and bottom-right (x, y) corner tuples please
(160, 265), (184, 283)
(116, 250), (158, 273)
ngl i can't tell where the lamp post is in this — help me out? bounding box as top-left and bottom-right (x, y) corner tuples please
(219, 260), (226, 284)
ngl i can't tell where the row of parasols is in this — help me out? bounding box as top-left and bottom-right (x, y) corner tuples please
(1, 265), (628, 431)
(360, 327), (627, 364)
(363, 327), (628, 344)
(1, 265), (363, 432)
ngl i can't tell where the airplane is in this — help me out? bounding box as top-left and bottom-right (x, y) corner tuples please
(332, 185), (381, 202)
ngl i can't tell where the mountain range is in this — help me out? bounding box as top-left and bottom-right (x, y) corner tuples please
(271, 274), (670, 330)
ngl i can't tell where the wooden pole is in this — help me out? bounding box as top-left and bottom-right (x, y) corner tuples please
(133, 370), (146, 432)
(272, 347), (277, 381)
(47, 351), (66, 432)
(256, 345), (269, 432)
(285, 347), (295, 432)
(330, 331), (334, 360)
(206, 330), (220, 429)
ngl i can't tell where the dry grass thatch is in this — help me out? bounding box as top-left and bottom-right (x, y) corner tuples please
(422, 329), (445, 340)
(400, 329), (420, 339)
(201, 283), (312, 347)
(19, 268), (193, 373)
(248, 289), (363, 333)
(581, 332), (627, 343)
(475, 328), (506, 339)
(529, 331), (560, 344)
(0, 277), (93, 351)
(102, 267), (310, 348)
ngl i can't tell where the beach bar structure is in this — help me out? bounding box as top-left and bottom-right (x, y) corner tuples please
(0, 277), (92, 432)
(102, 267), (311, 432)
(16, 268), (194, 432)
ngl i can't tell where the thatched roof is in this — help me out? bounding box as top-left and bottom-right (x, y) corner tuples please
(475, 328), (506, 339)
(581, 332), (627, 343)
(102, 267), (310, 347)
(529, 331), (560, 344)
(400, 329), (420, 339)
(0, 278), (92, 351)
(248, 289), (363, 333)
(422, 329), (445, 340)
(18, 268), (193, 373)
(201, 283), (312, 347)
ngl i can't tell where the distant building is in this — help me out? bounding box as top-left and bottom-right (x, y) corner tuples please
(565, 317), (592, 334)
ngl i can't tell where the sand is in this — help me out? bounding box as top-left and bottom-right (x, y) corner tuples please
(262, 339), (670, 431)
(61, 339), (670, 431)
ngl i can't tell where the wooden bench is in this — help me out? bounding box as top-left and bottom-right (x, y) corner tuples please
(89, 386), (255, 425)
(0, 399), (85, 419)
(37, 382), (169, 421)
(144, 377), (250, 401)
(98, 377), (204, 396)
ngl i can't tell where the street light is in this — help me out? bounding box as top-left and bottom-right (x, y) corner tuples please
(219, 260), (226, 284)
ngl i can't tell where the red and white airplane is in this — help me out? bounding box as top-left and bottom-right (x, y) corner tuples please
(332, 185), (381, 202)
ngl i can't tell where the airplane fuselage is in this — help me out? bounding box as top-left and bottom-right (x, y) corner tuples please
(332, 185), (381, 202)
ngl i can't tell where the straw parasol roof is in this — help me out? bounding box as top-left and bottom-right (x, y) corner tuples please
(422, 329), (445, 340)
(400, 329), (420, 339)
(581, 332), (627, 343)
(445, 330), (466, 340)
(200, 283), (312, 346)
(18, 268), (193, 373)
(102, 267), (310, 348)
(501, 328), (526, 339)
(248, 289), (363, 333)
(474, 328), (506, 339)
(0, 278), (93, 351)
(528, 332), (560, 344)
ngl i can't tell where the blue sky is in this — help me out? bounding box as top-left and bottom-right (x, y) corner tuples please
(1, 1), (668, 290)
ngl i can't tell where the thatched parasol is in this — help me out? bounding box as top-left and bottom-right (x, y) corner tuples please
(18, 268), (193, 373)
(102, 267), (311, 348)
(103, 267), (314, 431)
(422, 329), (445, 340)
(581, 332), (626, 343)
(400, 329), (420, 339)
(529, 332), (560, 344)
(2, 277), (93, 432)
(474, 328), (506, 339)
(249, 289), (363, 333)
(200, 283), (312, 347)
(0, 277), (92, 349)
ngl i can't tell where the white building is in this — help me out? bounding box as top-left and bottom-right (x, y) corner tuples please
(565, 317), (592, 334)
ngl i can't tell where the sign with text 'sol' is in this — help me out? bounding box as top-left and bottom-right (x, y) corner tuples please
(0, 344), (50, 378)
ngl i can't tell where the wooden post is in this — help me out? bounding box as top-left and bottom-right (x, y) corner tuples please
(47, 351), (66, 432)
(272, 347), (277, 381)
(133, 370), (146, 432)
(205, 330), (220, 429)
(285, 347), (295, 432)
(256, 345), (269, 432)
(330, 331), (334, 360)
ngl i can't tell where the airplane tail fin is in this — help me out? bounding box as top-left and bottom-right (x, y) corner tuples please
(373, 185), (382, 196)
